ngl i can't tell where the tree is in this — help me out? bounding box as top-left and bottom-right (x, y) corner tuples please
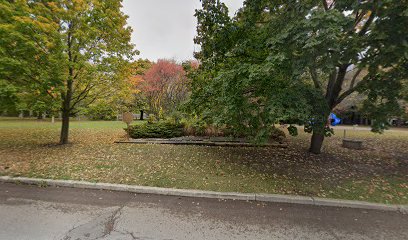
(0, 80), (18, 112)
(191, 0), (408, 153)
(127, 58), (152, 119)
(0, 0), (63, 113)
(81, 60), (144, 120)
(0, 0), (135, 144)
(140, 59), (190, 117)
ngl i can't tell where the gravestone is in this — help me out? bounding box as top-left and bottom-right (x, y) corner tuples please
(122, 112), (133, 125)
(342, 129), (363, 150)
(122, 112), (133, 140)
(342, 139), (363, 150)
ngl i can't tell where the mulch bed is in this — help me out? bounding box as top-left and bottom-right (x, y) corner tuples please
(115, 136), (288, 148)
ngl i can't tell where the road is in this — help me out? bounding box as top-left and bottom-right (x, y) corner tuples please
(0, 182), (407, 240)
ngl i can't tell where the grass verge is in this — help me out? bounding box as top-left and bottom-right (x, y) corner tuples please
(0, 119), (407, 204)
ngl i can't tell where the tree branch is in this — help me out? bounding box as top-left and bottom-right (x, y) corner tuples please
(328, 0), (335, 9)
(72, 81), (93, 102)
(349, 68), (363, 89)
(25, 25), (50, 55)
(326, 64), (350, 108)
(334, 78), (368, 107)
(70, 84), (95, 111)
(309, 67), (321, 89)
(354, 9), (367, 28)
(326, 68), (337, 97)
(322, 0), (329, 11)
(358, 1), (378, 36)
(23, 74), (58, 100)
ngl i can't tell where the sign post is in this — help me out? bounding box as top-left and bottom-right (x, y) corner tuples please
(122, 112), (133, 140)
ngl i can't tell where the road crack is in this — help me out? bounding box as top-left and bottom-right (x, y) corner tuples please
(59, 206), (124, 240)
(101, 206), (124, 238)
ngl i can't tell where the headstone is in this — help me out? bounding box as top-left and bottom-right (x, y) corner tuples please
(122, 112), (133, 125)
(122, 112), (133, 140)
(342, 139), (363, 150)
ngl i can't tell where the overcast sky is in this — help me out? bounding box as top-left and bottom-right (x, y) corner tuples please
(122, 0), (244, 62)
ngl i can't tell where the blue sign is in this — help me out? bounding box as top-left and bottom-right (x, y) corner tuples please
(330, 113), (341, 126)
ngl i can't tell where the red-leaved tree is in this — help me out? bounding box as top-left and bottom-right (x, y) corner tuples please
(141, 59), (190, 117)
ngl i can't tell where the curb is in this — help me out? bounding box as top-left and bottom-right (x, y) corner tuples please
(0, 176), (406, 213)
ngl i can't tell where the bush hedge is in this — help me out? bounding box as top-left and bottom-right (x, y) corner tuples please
(127, 121), (184, 139)
(126, 119), (286, 142)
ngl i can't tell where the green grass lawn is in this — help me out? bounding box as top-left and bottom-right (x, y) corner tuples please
(0, 118), (407, 204)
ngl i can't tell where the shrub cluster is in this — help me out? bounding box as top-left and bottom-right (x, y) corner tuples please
(182, 118), (209, 136)
(269, 127), (286, 143)
(127, 121), (184, 139)
(127, 117), (286, 142)
(85, 103), (117, 121)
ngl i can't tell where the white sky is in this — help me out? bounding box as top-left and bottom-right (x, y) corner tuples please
(122, 0), (244, 62)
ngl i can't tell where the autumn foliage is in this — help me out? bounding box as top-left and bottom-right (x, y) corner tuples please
(132, 59), (192, 117)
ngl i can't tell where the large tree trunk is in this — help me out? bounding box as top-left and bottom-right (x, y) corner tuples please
(140, 110), (144, 120)
(309, 65), (348, 154)
(60, 26), (74, 145)
(308, 112), (329, 154)
(309, 132), (325, 154)
(60, 109), (70, 144)
(59, 78), (73, 144)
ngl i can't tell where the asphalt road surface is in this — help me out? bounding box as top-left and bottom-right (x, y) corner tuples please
(0, 182), (407, 240)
